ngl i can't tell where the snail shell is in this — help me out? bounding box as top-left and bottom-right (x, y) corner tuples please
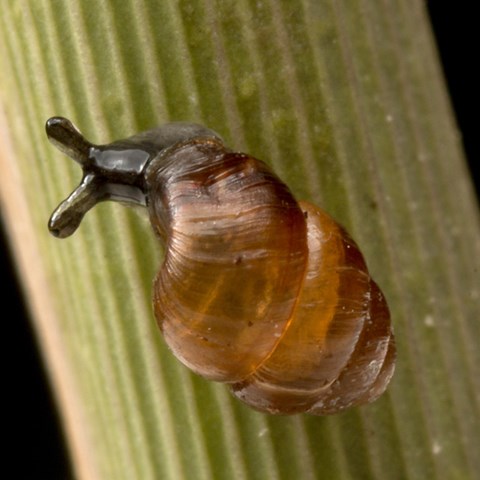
(47, 117), (395, 415)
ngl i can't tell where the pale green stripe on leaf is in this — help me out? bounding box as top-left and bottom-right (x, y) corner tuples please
(1, 1), (479, 479)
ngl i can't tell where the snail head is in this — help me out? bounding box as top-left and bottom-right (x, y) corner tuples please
(46, 117), (222, 238)
(46, 117), (152, 238)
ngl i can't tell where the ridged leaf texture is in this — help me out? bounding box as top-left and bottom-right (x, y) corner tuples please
(1, 1), (479, 479)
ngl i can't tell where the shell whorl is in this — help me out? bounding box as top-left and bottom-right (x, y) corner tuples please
(231, 202), (396, 414)
(148, 138), (309, 382)
(147, 140), (395, 414)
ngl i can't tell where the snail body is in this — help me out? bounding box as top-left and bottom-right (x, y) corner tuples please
(47, 117), (395, 415)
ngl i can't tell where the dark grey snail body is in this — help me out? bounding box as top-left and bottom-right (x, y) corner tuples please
(47, 117), (221, 238)
(47, 117), (395, 415)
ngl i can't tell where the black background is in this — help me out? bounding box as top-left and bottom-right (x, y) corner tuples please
(3, 5), (477, 478)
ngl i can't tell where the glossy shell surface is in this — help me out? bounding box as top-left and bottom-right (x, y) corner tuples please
(145, 138), (395, 414)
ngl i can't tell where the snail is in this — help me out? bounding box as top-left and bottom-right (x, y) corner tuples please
(46, 116), (396, 415)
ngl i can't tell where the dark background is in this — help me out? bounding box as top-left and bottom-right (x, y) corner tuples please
(3, 5), (477, 478)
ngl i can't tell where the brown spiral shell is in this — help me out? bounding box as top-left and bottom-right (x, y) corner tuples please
(47, 117), (396, 415)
